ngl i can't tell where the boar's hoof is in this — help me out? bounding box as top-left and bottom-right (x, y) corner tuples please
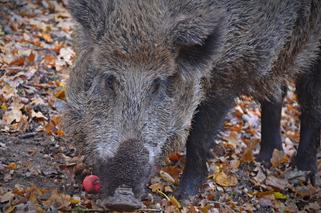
(103, 187), (142, 212)
(256, 152), (272, 168)
(295, 156), (317, 185)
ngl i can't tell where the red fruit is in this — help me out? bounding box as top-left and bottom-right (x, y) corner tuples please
(82, 175), (102, 193)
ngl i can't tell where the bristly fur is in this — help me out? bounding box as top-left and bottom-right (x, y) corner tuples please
(65, 0), (321, 201)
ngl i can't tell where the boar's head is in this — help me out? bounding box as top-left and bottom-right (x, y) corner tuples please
(65, 0), (225, 210)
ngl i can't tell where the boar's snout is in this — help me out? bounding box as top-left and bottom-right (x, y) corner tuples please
(96, 139), (151, 210)
(103, 186), (142, 211)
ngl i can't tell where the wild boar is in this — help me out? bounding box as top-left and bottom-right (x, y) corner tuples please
(65, 0), (321, 211)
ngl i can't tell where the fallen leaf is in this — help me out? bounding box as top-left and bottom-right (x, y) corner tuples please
(265, 176), (287, 190)
(54, 88), (65, 100)
(169, 196), (182, 209)
(43, 55), (56, 67)
(230, 159), (240, 169)
(160, 170), (175, 184)
(70, 196), (81, 205)
(31, 110), (47, 120)
(274, 192), (288, 200)
(214, 171), (238, 187)
(167, 152), (183, 162)
(0, 191), (15, 203)
(4, 205), (16, 213)
(27, 52), (36, 63)
(41, 33), (53, 43)
(6, 162), (17, 170)
(271, 149), (288, 168)
(3, 106), (23, 124)
(253, 168), (266, 184)
(149, 183), (164, 193)
(9, 57), (25, 66)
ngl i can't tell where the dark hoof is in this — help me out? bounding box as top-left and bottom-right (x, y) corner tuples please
(256, 151), (272, 168)
(103, 187), (142, 212)
(256, 147), (283, 167)
(295, 157), (317, 185)
(175, 173), (204, 201)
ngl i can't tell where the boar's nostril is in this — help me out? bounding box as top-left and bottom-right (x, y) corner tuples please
(103, 186), (142, 211)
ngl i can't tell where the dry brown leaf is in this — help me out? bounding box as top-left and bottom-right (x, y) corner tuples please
(271, 149), (288, 168)
(6, 163), (17, 170)
(41, 33), (53, 43)
(230, 159), (240, 169)
(292, 185), (319, 199)
(161, 166), (181, 182)
(3, 100), (24, 124)
(0, 191), (15, 203)
(265, 176), (287, 190)
(214, 171), (238, 187)
(27, 52), (36, 63)
(56, 129), (65, 137)
(149, 183), (164, 193)
(54, 89), (65, 100)
(240, 148), (254, 163)
(253, 168), (266, 184)
(43, 55), (56, 67)
(167, 152), (183, 162)
(1, 84), (16, 100)
(9, 57), (25, 66)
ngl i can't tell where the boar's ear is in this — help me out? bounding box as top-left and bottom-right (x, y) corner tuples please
(68, 0), (114, 39)
(170, 5), (225, 74)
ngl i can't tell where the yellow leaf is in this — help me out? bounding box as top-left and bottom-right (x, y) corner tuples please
(5, 205), (16, 213)
(54, 89), (66, 100)
(169, 196), (182, 209)
(274, 192), (288, 200)
(70, 197), (81, 205)
(156, 189), (170, 201)
(1, 105), (8, 111)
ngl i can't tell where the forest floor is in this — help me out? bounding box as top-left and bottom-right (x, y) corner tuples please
(0, 1), (320, 212)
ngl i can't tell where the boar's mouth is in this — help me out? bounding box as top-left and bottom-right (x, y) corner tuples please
(103, 186), (142, 211)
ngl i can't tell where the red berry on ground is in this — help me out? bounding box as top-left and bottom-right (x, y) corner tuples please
(82, 175), (102, 193)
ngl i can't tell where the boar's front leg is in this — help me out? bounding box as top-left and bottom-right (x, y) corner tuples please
(257, 85), (287, 166)
(177, 95), (234, 200)
(295, 54), (321, 185)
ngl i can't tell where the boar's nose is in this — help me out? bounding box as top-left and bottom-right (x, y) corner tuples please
(103, 186), (142, 211)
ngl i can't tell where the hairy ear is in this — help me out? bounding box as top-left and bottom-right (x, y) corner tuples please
(68, 0), (114, 39)
(170, 3), (226, 75)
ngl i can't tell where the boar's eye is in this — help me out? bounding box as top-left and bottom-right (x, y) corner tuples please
(104, 75), (116, 91)
(151, 78), (161, 94)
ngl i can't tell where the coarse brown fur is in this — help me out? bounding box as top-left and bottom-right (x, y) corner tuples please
(65, 0), (321, 208)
